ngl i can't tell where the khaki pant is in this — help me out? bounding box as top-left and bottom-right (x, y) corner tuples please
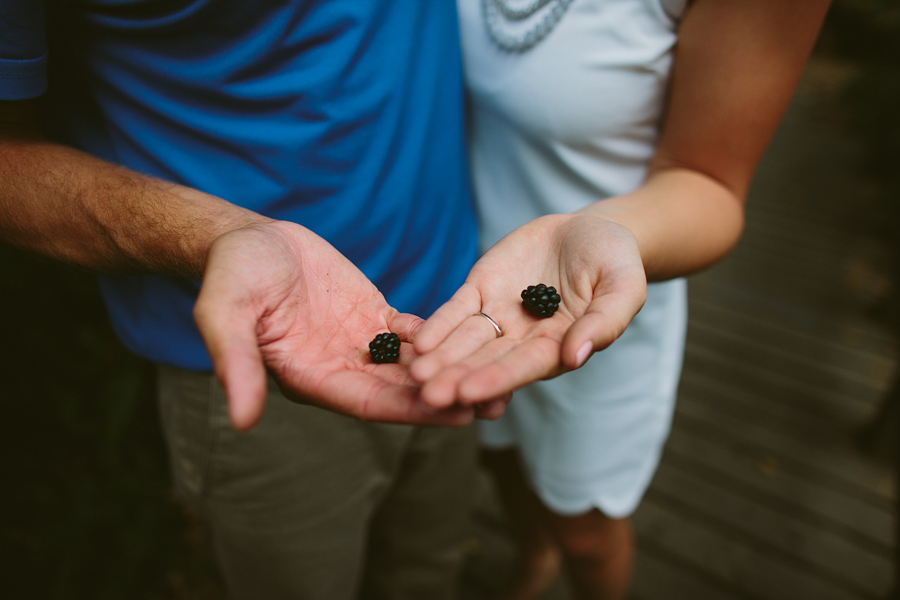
(157, 365), (477, 600)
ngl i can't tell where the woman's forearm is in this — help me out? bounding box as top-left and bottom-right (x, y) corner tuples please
(581, 0), (830, 283)
(579, 168), (744, 281)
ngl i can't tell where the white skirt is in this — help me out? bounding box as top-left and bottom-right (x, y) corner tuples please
(481, 278), (688, 518)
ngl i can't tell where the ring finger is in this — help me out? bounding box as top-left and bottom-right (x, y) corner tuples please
(410, 311), (509, 384)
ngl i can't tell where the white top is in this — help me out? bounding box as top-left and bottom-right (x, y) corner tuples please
(458, 0), (689, 517)
(461, 0), (686, 241)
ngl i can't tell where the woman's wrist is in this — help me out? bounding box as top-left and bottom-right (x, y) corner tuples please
(576, 169), (745, 281)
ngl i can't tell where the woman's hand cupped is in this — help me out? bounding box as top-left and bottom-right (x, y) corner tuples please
(410, 213), (648, 412)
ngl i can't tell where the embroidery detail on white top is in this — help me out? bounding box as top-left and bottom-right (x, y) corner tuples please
(483, 0), (576, 52)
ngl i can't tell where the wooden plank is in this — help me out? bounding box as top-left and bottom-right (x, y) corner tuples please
(740, 201), (873, 248)
(685, 320), (889, 403)
(682, 340), (878, 428)
(646, 462), (894, 596)
(692, 259), (869, 317)
(709, 248), (848, 287)
(679, 365), (871, 440)
(632, 498), (865, 600)
(631, 545), (748, 600)
(682, 344), (877, 424)
(687, 298), (896, 377)
(719, 218), (864, 268)
(746, 182), (876, 233)
(662, 425), (894, 549)
(687, 277), (896, 356)
(673, 391), (895, 502)
(707, 254), (886, 311)
(688, 279), (836, 336)
(741, 210), (859, 251)
(728, 223), (871, 282)
(720, 246), (852, 288)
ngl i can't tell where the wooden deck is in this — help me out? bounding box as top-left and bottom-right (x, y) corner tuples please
(459, 60), (898, 600)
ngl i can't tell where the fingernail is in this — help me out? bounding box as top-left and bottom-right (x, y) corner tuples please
(575, 341), (593, 368)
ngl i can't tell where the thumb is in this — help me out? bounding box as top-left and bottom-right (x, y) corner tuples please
(194, 291), (268, 431)
(388, 311), (427, 344)
(561, 276), (647, 370)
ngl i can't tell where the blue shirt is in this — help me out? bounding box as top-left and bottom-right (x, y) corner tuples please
(1, 0), (477, 370)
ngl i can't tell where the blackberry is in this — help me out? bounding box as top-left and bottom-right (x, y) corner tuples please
(369, 332), (401, 364)
(521, 284), (560, 318)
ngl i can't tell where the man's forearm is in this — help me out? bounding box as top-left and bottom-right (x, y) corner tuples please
(0, 100), (269, 279)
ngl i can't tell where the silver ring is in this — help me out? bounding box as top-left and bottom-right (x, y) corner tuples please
(476, 312), (503, 338)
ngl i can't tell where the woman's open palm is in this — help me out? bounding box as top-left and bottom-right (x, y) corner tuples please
(410, 214), (647, 411)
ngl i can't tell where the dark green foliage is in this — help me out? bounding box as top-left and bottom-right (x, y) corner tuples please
(826, 2), (900, 474)
(0, 246), (222, 599)
(823, 1), (900, 335)
(825, 0), (900, 62)
(826, 1), (900, 195)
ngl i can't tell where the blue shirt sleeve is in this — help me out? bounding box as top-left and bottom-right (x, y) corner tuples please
(0, 1), (48, 99)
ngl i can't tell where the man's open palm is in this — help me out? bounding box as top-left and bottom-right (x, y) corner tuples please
(194, 221), (473, 430)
